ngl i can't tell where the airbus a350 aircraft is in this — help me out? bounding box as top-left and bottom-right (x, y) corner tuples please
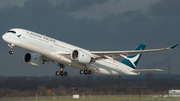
(2, 28), (178, 76)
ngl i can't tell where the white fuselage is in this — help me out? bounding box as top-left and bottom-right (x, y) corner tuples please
(2, 28), (139, 76)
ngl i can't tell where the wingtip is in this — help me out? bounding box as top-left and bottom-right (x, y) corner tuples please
(170, 43), (178, 49)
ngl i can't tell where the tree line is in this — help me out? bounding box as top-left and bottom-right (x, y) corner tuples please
(0, 73), (179, 97)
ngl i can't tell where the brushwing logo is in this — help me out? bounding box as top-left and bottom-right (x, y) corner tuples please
(121, 44), (146, 69)
(17, 34), (21, 38)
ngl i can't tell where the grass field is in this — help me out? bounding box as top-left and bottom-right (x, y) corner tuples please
(4, 97), (180, 101)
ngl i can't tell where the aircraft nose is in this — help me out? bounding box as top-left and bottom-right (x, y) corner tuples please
(2, 33), (10, 42)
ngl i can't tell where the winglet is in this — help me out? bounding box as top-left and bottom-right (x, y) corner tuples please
(170, 43), (178, 49)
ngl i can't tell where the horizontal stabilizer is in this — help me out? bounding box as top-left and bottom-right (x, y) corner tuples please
(132, 69), (163, 72)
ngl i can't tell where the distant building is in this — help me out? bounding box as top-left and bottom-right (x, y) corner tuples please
(169, 90), (180, 97)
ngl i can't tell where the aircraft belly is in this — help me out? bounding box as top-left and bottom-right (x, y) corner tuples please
(91, 61), (127, 75)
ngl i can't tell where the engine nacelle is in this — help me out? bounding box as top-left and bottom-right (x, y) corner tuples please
(71, 50), (91, 64)
(24, 53), (43, 67)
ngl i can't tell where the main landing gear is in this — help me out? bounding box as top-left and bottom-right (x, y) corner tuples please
(8, 43), (14, 54)
(79, 65), (92, 75)
(56, 63), (68, 76)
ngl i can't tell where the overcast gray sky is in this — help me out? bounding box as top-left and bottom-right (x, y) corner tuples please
(0, 0), (179, 76)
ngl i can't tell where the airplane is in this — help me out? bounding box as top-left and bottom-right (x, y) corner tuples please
(2, 28), (178, 76)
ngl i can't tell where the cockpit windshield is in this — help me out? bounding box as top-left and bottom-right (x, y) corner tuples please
(7, 30), (16, 34)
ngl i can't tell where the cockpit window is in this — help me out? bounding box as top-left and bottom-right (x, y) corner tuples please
(7, 31), (16, 34)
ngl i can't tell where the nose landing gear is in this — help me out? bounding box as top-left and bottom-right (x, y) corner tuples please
(8, 44), (14, 54)
(9, 50), (14, 54)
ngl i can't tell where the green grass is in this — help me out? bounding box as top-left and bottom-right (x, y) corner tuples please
(3, 97), (180, 101)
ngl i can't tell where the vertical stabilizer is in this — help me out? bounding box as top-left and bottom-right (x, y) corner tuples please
(121, 44), (146, 69)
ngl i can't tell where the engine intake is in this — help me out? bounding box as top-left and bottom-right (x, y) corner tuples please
(71, 50), (91, 64)
(24, 53), (43, 67)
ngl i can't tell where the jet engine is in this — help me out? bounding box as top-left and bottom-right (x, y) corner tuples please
(24, 53), (43, 67)
(71, 50), (91, 64)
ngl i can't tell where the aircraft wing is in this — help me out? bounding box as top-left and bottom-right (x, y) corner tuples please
(90, 43), (178, 59)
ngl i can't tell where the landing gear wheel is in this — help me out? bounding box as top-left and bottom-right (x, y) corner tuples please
(64, 71), (68, 76)
(9, 51), (14, 54)
(84, 70), (88, 75)
(60, 71), (63, 76)
(56, 63), (69, 76)
(80, 70), (84, 74)
(88, 70), (92, 75)
(56, 71), (60, 76)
